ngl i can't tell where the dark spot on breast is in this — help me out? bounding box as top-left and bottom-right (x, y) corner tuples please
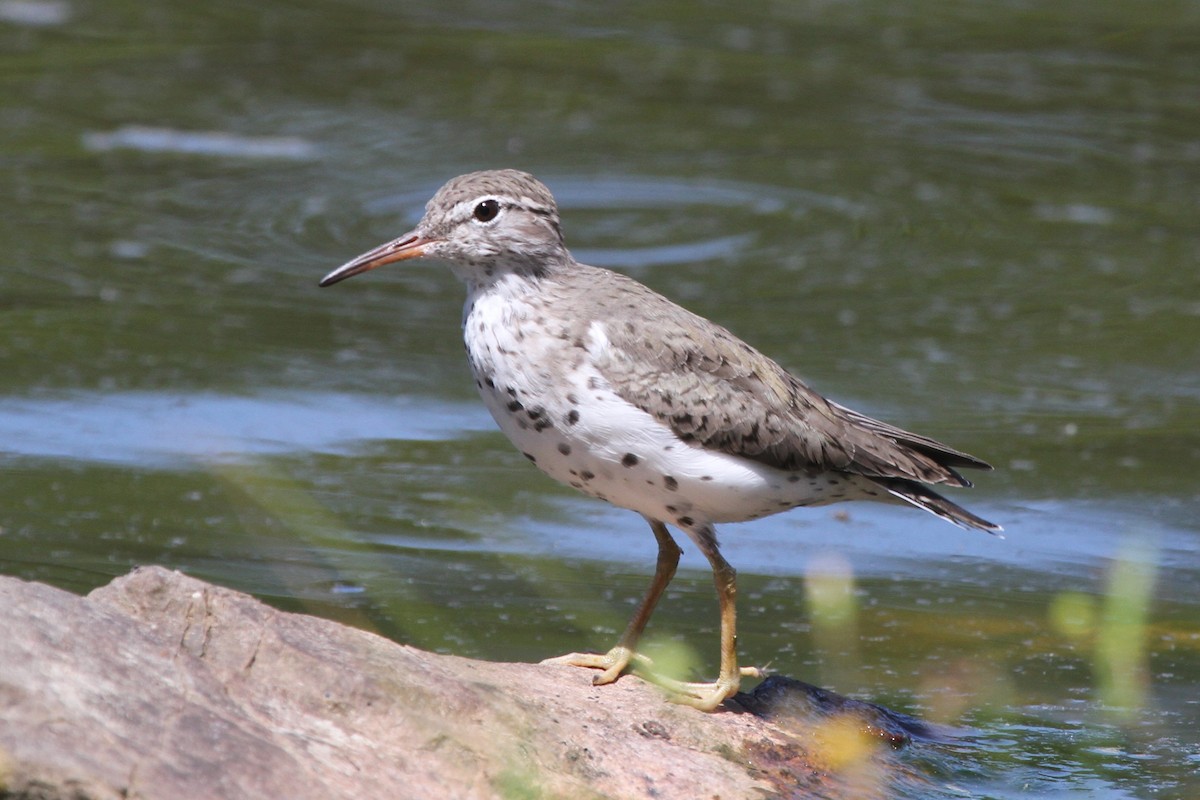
(580, 470), (595, 481)
(527, 406), (543, 419)
(665, 504), (677, 514)
(507, 400), (523, 413)
(622, 453), (639, 468)
(700, 475), (713, 481)
(534, 418), (552, 432)
(788, 475), (801, 483)
(558, 443), (571, 456)
(566, 393), (579, 405)
(566, 410), (580, 425)
(506, 386), (518, 397)
(663, 476), (678, 491)
(485, 377), (495, 389)
(522, 452), (537, 463)
(826, 477), (840, 485)
(587, 376), (602, 390)
(677, 516), (694, 527)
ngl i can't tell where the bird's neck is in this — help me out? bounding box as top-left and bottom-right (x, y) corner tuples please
(451, 252), (572, 293)
(461, 269), (546, 306)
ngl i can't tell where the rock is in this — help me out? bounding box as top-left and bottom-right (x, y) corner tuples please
(0, 567), (932, 799)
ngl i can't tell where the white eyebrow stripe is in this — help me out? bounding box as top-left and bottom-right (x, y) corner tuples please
(453, 196), (555, 219)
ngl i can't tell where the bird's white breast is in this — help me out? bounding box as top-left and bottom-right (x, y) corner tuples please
(461, 279), (873, 529)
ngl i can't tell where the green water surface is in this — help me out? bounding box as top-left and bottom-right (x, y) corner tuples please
(2, 1), (1198, 797)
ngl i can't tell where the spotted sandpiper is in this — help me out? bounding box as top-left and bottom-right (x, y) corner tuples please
(319, 169), (999, 711)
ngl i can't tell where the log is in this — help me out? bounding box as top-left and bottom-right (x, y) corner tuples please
(0, 566), (929, 799)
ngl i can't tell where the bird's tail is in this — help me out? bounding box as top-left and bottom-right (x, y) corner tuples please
(875, 478), (1002, 534)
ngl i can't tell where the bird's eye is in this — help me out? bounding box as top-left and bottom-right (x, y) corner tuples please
(473, 199), (500, 222)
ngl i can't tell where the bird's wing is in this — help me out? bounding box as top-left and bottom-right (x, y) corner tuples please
(587, 273), (989, 487)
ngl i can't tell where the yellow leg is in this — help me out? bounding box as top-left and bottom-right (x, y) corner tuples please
(543, 518), (764, 711)
(542, 518), (681, 684)
(648, 537), (757, 711)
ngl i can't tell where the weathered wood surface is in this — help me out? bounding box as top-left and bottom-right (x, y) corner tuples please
(0, 567), (927, 799)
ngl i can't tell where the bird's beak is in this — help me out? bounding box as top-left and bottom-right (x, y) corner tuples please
(318, 231), (435, 287)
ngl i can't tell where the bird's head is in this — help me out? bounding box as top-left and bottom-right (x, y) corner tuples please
(319, 169), (570, 288)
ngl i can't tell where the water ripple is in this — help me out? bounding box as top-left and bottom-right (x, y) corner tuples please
(0, 392), (492, 466)
(82, 126), (320, 161)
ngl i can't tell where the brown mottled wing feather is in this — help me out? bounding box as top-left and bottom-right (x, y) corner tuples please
(583, 268), (991, 489)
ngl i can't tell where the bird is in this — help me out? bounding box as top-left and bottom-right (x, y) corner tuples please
(319, 169), (999, 711)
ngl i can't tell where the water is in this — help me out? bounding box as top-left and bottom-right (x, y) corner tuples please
(2, 1), (1198, 797)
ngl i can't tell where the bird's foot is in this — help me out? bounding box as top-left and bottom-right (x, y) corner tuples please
(643, 665), (765, 711)
(646, 674), (741, 712)
(540, 645), (653, 686)
(543, 648), (767, 711)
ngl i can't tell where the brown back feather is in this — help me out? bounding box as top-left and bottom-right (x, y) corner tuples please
(576, 266), (991, 489)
